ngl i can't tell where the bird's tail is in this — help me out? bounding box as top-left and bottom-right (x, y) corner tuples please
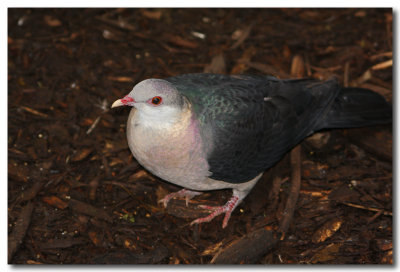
(319, 87), (392, 130)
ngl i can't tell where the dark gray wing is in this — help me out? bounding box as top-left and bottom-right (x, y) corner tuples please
(167, 74), (340, 183)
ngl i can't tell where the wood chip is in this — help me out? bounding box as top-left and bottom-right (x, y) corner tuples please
(374, 239), (392, 251)
(166, 35), (198, 49)
(44, 15), (62, 27)
(40, 238), (86, 249)
(88, 230), (104, 246)
(69, 198), (113, 222)
(107, 76), (133, 82)
(369, 51), (392, 61)
(231, 24), (253, 49)
(211, 227), (277, 264)
(42, 196), (69, 210)
(203, 53), (226, 74)
(329, 185), (360, 202)
(129, 169), (155, 181)
(141, 9), (162, 20)
(371, 59), (392, 70)
(310, 243), (341, 263)
(231, 46), (257, 74)
(290, 55), (305, 78)
(348, 128), (392, 162)
(381, 250), (393, 264)
(70, 148), (93, 162)
(8, 202), (35, 263)
(201, 241), (223, 256)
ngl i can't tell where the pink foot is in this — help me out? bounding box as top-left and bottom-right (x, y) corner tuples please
(190, 195), (239, 228)
(158, 189), (202, 207)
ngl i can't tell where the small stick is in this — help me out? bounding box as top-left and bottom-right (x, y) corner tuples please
(278, 55), (304, 238)
(86, 116), (101, 135)
(343, 61), (350, 87)
(278, 145), (302, 238)
(19, 106), (48, 118)
(341, 201), (392, 216)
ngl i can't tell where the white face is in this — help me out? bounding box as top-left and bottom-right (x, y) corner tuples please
(112, 78), (185, 126)
(133, 97), (183, 126)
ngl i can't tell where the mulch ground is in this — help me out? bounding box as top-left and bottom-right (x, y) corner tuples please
(8, 8), (392, 264)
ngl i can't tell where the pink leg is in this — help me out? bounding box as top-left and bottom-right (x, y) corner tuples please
(190, 195), (239, 229)
(158, 189), (202, 207)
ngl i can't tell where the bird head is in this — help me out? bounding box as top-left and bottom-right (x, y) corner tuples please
(112, 79), (186, 123)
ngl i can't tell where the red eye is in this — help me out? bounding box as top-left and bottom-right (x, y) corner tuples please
(151, 96), (162, 105)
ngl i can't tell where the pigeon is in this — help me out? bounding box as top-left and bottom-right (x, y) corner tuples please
(112, 73), (391, 228)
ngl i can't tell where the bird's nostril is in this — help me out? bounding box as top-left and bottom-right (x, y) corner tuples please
(121, 96), (135, 104)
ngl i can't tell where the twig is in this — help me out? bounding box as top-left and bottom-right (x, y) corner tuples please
(266, 176), (288, 213)
(278, 55), (304, 238)
(341, 201), (392, 216)
(278, 145), (302, 238)
(19, 106), (48, 118)
(366, 210), (384, 225)
(343, 61), (350, 87)
(86, 116), (101, 135)
(87, 98), (109, 135)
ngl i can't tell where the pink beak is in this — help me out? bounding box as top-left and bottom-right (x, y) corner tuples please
(111, 95), (135, 108)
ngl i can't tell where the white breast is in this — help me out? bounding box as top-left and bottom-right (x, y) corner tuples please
(126, 107), (215, 190)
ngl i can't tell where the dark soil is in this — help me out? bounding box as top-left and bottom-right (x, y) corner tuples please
(8, 8), (392, 264)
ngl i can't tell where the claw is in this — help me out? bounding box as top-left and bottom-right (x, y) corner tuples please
(158, 189), (202, 208)
(190, 195), (239, 228)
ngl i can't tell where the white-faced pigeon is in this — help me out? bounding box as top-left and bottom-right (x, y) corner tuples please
(112, 73), (391, 228)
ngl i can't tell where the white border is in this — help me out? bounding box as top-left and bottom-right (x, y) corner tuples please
(2, 2), (398, 271)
